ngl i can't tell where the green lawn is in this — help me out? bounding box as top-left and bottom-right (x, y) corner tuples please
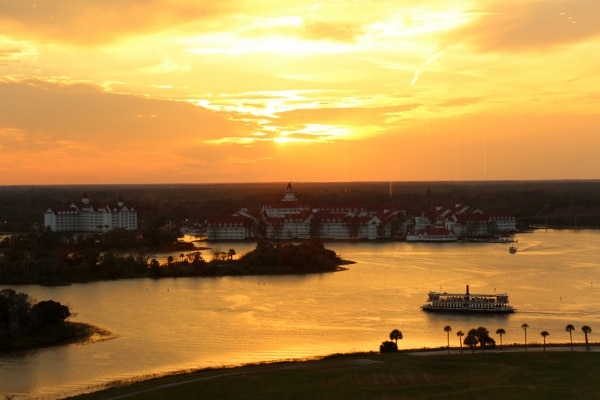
(67, 350), (600, 400)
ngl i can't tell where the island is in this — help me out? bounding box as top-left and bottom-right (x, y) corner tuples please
(0, 289), (112, 352)
(0, 228), (350, 284)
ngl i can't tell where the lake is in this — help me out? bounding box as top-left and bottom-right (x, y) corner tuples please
(1, 229), (599, 399)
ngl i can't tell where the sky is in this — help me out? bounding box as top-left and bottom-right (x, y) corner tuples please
(1, 0), (599, 185)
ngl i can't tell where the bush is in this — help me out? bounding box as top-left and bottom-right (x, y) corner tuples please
(380, 340), (398, 353)
(32, 300), (71, 326)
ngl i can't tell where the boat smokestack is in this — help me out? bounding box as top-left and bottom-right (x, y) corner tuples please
(466, 285), (470, 295)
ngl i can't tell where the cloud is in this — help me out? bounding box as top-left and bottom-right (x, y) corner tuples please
(301, 21), (364, 42)
(453, 0), (600, 51)
(439, 97), (482, 108)
(0, 78), (250, 156)
(0, 0), (236, 45)
(277, 104), (421, 127)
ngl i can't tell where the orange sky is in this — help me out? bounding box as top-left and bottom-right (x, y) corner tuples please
(1, 0), (599, 184)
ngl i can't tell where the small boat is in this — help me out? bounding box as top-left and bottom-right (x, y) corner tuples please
(422, 285), (515, 313)
(509, 246), (517, 253)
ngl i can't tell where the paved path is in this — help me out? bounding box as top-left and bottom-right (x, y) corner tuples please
(408, 345), (596, 355)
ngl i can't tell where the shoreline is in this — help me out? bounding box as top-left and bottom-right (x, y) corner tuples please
(64, 342), (599, 399)
(0, 322), (114, 353)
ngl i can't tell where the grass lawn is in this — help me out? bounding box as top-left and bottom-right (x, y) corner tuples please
(67, 350), (600, 400)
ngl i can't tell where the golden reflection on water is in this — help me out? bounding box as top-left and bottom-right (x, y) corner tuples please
(1, 230), (599, 398)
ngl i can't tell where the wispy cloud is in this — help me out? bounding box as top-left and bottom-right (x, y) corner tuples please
(452, 0), (600, 51)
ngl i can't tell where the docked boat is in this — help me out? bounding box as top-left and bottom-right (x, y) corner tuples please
(422, 285), (515, 313)
(405, 228), (458, 242)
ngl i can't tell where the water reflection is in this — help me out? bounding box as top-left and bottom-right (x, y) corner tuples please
(0, 230), (599, 399)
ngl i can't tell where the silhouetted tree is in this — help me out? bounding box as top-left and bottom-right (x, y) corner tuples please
(380, 340), (398, 353)
(228, 249), (236, 260)
(540, 331), (549, 351)
(582, 325), (592, 352)
(565, 324), (575, 352)
(456, 331), (464, 354)
(31, 300), (70, 326)
(444, 325), (452, 353)
(522, 323), (529, 351)
(475, 326), (495, 351)
(389, 329), (403, 345)
(465, 329), (478, 353)
(496, 328), (506, 351)
(0, 289), (32, 343)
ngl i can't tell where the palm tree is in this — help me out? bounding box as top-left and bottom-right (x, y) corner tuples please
(456, 331), (464, 354)
(541, 331), (549, 351)
(465, 329), (478, 353)
(582, 325), (592, 352)
(496, 328), (506, 351)
(565, 324), (575, 352)
(521, 323), (529, 351)
(444, 325), (452, 353)
(227, 248), (236, 260)
(476, 326), (490, 351)
(389, 329), (403, 346)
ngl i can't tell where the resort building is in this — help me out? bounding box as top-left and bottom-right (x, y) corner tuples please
(44, 193), (138, 232)
(409, 204), (516, 237)
(205, 183), (516, 241)
(206, 183), (404, 241)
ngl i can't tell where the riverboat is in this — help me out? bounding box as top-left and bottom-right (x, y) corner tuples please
(422, 285), (515, 313)
(509, 246), (517, 253)
(405, 228), (458, 242)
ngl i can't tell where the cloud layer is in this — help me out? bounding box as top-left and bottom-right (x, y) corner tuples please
(1, 0), (599, 183)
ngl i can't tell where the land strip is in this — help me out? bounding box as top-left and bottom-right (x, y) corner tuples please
(66, 345), (599, 400)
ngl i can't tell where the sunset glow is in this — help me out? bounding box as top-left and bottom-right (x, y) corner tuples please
(1, 0), (599, 184)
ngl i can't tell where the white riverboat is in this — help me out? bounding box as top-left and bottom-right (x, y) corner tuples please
(405, 228), (458, 242)
(422, 285), (515, 313)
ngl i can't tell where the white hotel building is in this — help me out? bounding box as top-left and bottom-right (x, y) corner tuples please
(44, 193), (137, 232)
(206, 183), (402, 241)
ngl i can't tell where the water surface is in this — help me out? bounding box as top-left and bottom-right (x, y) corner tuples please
(1, 229), (599, 399)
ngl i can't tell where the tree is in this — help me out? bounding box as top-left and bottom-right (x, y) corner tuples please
(380, 340), (398, 353)
(149, 258), (161, 278)
(389, 329), (403, 345)
(522, 323), (529, 351)
(582, 325), (592, 352)
(476, 326), (492, 351)
(31, 300), (71, 326)
(565, 324), (575, 352)
(0, 289), (33, 342)
(496, 328), (506, 351)
(465, 329), (478, 353)
(540, 331), (549, 351)
(227, 249), (236, 260)
(444, 325), (452, 353)
(456, 331), (464, 354)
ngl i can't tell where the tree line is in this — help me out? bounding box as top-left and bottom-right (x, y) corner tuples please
(1, 181), (600, 233)
(380, 324), (593, 353)
(0, 228), (187, 284)
(0, 289), (71, 351)
(0, 228), (344, 284)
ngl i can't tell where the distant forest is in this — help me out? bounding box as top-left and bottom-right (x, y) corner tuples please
(1, 180), (600, 232)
